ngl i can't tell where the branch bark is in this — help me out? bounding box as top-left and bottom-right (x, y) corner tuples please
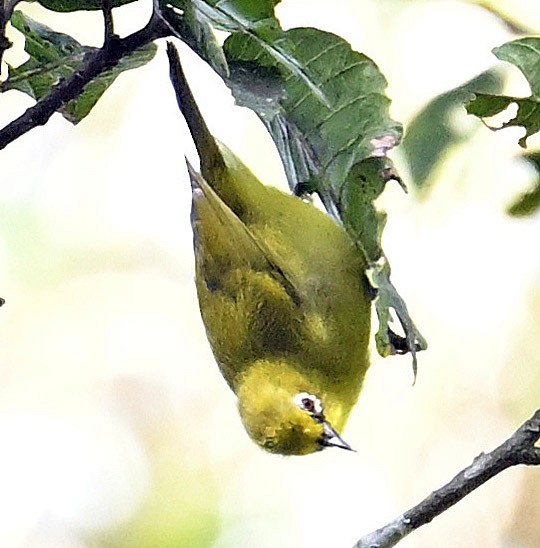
(0, 10), (168, 151)
(354, 408), (540, 548)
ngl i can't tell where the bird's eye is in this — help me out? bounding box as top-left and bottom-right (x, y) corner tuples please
(294, 392), (323, 415)
(302, 397), (314, 411)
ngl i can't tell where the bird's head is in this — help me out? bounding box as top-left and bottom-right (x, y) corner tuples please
(236, 359), (354, 455)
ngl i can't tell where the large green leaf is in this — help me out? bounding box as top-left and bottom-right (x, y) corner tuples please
(164, 1), (426, 364)
(164, 0), (343, 108)
(224, 28), (401, 217)
(404, 70), (503, 192)
(466, 37), (540, 148)
(1, 11), (157, 124)
(222, 28), (425, 364)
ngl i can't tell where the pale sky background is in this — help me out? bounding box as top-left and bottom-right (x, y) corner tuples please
(1, 1), (540, 547)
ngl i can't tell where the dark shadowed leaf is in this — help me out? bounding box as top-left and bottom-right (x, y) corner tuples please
(404, 70), (503, 191)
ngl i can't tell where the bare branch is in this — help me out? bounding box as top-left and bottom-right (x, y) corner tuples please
(354, 408), (540, 548)
(0, 11), (168, 151)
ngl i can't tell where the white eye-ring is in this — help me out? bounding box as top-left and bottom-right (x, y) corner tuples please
(294, 392), (323, 415)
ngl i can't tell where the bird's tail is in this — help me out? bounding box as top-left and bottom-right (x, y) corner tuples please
(166, 41), (225, 180)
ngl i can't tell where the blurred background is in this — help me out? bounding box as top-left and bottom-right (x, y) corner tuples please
(1, 0), (540, 546)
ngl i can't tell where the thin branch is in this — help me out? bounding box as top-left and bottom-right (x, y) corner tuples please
(354, 408), (540, 548)
(0, 11), (168, 151)
(101, 0), (116, 45)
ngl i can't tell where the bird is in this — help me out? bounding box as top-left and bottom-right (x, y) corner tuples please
(167, 43), (372, 456)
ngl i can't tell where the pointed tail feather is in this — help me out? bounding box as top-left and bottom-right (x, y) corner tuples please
(167, 41), (225, 179)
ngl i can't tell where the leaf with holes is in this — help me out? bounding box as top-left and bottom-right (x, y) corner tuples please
(466, 37), (540, 148)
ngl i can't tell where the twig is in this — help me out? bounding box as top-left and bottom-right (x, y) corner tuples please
(0, 11), (168, 151)
(354, 408), (540, 548)
(101, 0), (116, 45)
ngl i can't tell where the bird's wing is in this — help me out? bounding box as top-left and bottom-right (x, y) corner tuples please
(187, 158), (301, 306)
(187, 159), (306, 386)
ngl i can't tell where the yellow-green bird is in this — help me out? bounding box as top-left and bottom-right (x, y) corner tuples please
(168, 44), (372, 456)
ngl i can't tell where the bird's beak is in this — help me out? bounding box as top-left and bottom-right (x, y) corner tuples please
(319, 420), (355, 451)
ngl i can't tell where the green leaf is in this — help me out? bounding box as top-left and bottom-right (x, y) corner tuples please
(2, 11), (157, 124)
(340, 157), (427, 373)
(404, 70), (503, 191)
(224, 28), (402, 200)
(495, 38), (540, 96)
(164, 1), (335, 107)
(507, 152), (540, 217)
(222, 27), (425, 362)
(161, 0), (281, 56)
(186, 0), (281, 32)
(3, 11), (88, 96)
(466, 37), (540, 148)
(62, 44), (157, 123)
(165, 2), (426, 363)
(159, 0), (228, 78)
(32, 0), (136, 13)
